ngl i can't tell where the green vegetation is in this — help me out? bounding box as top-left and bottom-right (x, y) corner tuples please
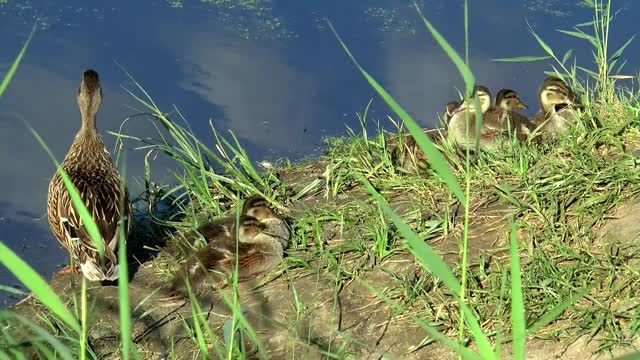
(1, 0), (639, 359)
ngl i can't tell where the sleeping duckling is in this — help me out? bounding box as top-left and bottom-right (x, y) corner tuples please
(448, 86), (534, 150)
(532, 76), (583, 140)
(172, 195), (289, 293)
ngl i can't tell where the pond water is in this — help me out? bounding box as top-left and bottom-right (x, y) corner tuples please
(0, 0), (637, 307)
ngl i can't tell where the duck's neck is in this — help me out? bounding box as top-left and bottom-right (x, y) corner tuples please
(79, 107), (98, 134)
(66, 112), (108, 166)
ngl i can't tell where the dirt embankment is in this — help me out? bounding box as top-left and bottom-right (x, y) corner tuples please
(9, 160), (640, 359)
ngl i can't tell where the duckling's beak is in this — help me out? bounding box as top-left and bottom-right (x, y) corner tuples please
(515, 101), (528, 110)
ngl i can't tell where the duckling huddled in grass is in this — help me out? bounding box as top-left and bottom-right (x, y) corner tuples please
(47, 69), (132, 282)
(388, 76), (585, 172)
(171, 195), (290, 294)
(448, 85), (534, 151)
(532, 76), (584, 140)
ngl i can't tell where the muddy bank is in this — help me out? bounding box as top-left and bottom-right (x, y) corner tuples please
(7, 158), (640, 359)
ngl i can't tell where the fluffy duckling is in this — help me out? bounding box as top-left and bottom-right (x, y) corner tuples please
(487, 88), (534, 135)
(173, 195), (289, 293)
(448, 86), (535, 150)
(47, 69), (132, 282)
(532, 76), (583, 139)
(447, 85), (492, 150)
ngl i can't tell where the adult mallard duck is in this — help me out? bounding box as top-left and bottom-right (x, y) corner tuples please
(531, 76), (583, 140)
(448, 86), (534, 150)
(173, 195), (289, 292)
(47, 69), (132, 282)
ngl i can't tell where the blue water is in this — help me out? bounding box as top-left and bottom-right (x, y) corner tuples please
(0, 0), (637, 306)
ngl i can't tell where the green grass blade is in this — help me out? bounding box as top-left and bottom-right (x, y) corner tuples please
(354, 277), (481, 360)
(612, 352), (640, 360)
(25, 124), (105, 257)
(360, 177), (496, 359)
(327, 21), (465, 204)
(527, 288), (589, 335)
(117, 156), (134, 360)
(508, 217), (525, 359)
(492, 56), (552, 63)
(0, 285), (28, 297)
(80, 277), (87, 360)
(528, 26), (556, 57)
(414, 1), (475, 96)
(0, 242), (80, 333)
(0, 23), (36, 98)
(557, 29), (598, 46)
(0, 312), (73, 360)
(562, 49), (574, 65)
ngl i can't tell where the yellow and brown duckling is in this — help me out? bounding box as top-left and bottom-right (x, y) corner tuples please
(447, 85), (492, 149)
(448, 86), (534, 150)
(532, 76), (583, 140)
(47, 69), (132, 282)
(173, 195), (289, 292)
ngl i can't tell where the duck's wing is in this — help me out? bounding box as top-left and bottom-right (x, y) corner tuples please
(49, 167), (129, 273)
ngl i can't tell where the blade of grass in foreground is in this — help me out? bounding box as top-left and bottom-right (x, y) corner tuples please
(360, 177), (496, 360)
(526, 288), (590, 335)
(25, 124), (105, 257)
(413, 2), (475, 97)
(415, 0), (479, 346)
(116, 155), (136, 360)
(0, 312), (74, 360)
(326, 20), (465, 204)
(508, 217), (525, 359)
(0, 242), (80, 333)
(0, 23), (36, 97)
(492, 56), (552, 63)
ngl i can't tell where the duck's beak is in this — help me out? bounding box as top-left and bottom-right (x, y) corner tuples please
(515, 101), (528, 110)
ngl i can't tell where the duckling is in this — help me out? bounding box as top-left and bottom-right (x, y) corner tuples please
(487, 88), (535, 136)
(532, 76), (583, 140)
(389, 128), (447, 173)
(172, 195), (289, 293)
(445, 100), (461, 123)
(47, 69), (132, 282)
(448, 86), (535, 150)
(447, 85), (492, 150)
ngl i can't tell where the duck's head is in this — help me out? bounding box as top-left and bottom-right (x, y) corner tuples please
(538, 76), (581, 112)
(496, 89), (528, 111)
(237, 215), (267, 240)
(77, 69), (103, 119)
(465, 85), (492, 113)
(241, 195), (278, 222)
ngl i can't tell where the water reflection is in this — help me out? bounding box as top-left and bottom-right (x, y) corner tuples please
(178, 32), (318, 151)
(0, 0), (637, 306)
